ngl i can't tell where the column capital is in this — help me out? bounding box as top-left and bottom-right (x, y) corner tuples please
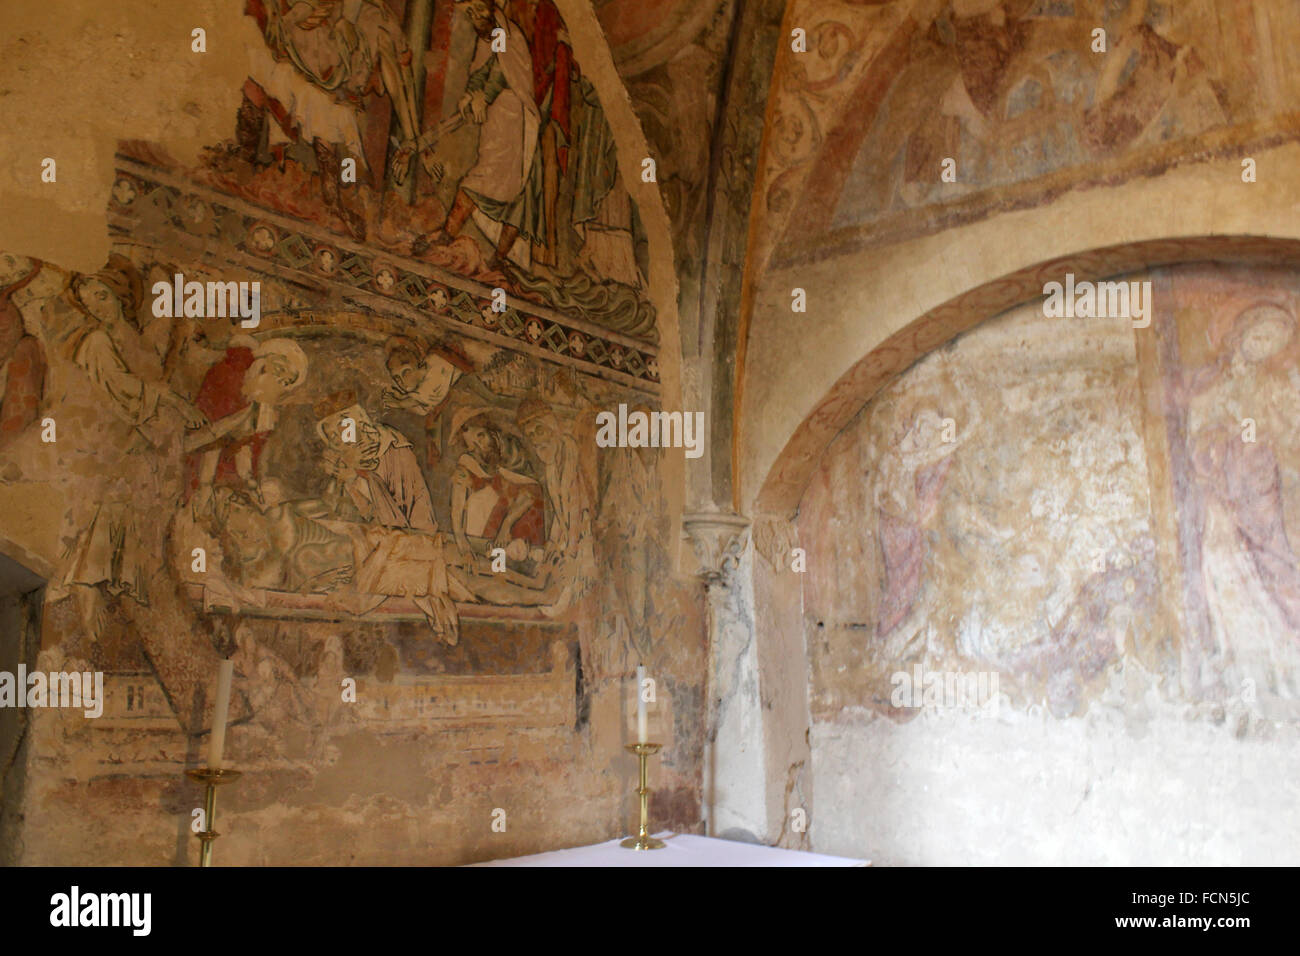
(682, 511), (751, 586)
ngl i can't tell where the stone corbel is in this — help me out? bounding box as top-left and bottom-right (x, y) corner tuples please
(682, 511), (751, 587)
(750, 513), (798, 574)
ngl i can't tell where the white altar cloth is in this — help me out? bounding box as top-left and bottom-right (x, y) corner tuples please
(471, 833), (868, 867)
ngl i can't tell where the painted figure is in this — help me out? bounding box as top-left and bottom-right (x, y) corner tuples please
(315, 394), (437, 530)
(382, 335), (476, 468)
(449, 405), (544, 564)
(63, 255), (206, 441)
(242, 0), (440, 238)
(516, 396), (595, 608)
(186, 336), (309, 508)
(1185, 302), (1300, 701)
(0, 253), (47, 444)
(873, 407), (959, 641)
(421, 0), (543, 269)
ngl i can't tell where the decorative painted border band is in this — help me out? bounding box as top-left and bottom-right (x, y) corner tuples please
(107, 156), (661, 395)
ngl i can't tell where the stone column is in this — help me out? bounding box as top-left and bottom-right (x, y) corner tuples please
(682, 510), (815, 848)
(682, 510), (765, 842)
(750, 513), (813, 850)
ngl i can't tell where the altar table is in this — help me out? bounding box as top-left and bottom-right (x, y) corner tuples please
(471, 833), (868, 867)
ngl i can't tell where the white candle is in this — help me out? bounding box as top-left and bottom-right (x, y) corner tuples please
(207, 659), (234, 770)
(636, 664), (647, 743)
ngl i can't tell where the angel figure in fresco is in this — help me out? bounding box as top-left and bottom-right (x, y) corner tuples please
(241, 0), (442, 239)
(382, 336), (474, 416)
(0, 252), (47, 446)
(1183, 302), (1300, 705)
(381, 335), (476, 468)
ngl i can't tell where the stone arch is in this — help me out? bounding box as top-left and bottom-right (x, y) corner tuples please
(754, 235), (1300, 519)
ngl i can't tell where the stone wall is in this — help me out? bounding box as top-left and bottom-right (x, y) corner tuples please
(739, 0), (1300, 512)
(798, 263), (1300, 864)
(0, 0), (704, 866)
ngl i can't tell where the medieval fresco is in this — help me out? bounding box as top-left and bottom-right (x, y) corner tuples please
(124, 0), (658, 344)
(592, 0), (743, 339)
(801, 263), (1300, 726)
(0, 0), (705, 865)
(759, 0), (1300, 266)
(0, 233), (692, 683)
(1151, 264), (1300, 714)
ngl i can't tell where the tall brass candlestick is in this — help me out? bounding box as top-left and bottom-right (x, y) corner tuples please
(620, 742), (665, 850)
(184, 768), (242, 867)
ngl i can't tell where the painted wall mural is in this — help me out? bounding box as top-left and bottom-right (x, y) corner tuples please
(756, 0), (1300, 268)
(146, 0), (658, 343)
(0, 0), (704, 865)
(1153, 265), (1300, 710)
(801, 262), (1300, 727)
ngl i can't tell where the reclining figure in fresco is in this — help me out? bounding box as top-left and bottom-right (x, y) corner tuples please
(191, 394), (469, 643)
(173, 321), (598, 636)
(208, 487), (355, 594)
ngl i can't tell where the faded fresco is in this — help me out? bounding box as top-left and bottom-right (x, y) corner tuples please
(760, 0), (1300, 265)
(592, 0), (742, 336)
(1153, 265), (1300, 714)
(801, 263), (1300, 726)
(0, 0), (704, 866)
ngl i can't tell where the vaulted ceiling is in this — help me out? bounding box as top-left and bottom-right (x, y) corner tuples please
(599, 0), (1300, 516)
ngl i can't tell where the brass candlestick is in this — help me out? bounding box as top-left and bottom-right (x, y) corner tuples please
(184, 768), (242, 867)
(620, 742), (665, 850)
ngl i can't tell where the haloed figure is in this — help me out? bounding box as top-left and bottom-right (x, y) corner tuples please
(1187, 303), (1300, 701)
(186, 337), (309, 511)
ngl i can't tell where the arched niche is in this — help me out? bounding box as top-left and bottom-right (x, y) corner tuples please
(756, 235), (1300, 519)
